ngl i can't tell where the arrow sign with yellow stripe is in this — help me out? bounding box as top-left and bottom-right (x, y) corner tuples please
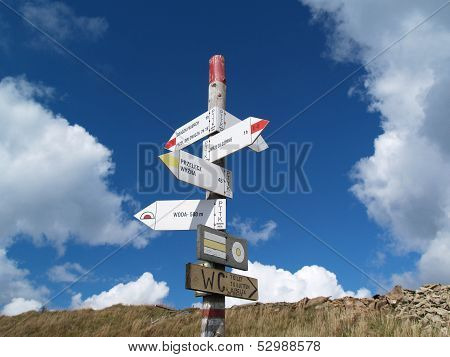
(160, 150), (233, 198)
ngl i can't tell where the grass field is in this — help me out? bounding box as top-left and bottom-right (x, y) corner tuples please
(1, 302), (446, 337)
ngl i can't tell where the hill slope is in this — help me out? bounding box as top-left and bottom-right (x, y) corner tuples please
(1, 284), (449, 337)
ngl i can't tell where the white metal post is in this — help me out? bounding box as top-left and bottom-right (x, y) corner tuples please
(201, 55), (227, 337)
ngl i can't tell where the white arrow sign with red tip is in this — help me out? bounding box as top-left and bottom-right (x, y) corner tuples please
(203, 117), (269, 162)
(164, 107), (225, 151)
(224, 113), (268, 153)
(164, 108), (269, 153)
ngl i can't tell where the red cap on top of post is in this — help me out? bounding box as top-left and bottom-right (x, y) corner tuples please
(209, 55), (226, 84)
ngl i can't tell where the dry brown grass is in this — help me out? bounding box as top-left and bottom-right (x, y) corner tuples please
(0, 303), (447, 337)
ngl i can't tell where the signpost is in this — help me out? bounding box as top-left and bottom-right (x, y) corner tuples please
(186, 263), (258, 301)
(197, 225), (248, 271)
(134, 54), (268, 337)
(134, 199), (226, 230)
(159, 150), (233, 198)
(203, 117), (269, 162)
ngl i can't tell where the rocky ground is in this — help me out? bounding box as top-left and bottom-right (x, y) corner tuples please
(255, 284), (450, 335)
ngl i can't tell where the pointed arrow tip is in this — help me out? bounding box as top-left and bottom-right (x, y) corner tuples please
(159, 152), (179, 177)
(258, 119), (269, 132)
(250, 119), (269, 134)
(134, 202), (157, 229)
(159, 152), (174, 164)
(164, 137), (176, 150)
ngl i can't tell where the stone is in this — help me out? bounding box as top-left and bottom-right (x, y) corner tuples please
(424, 284), (440, 290)
(375, 299), (389, 310)
(296, 297), (309, 309)
(304, 296), (330, 310)
(435, 308), (448, 316)
(387, 285), (404, 302)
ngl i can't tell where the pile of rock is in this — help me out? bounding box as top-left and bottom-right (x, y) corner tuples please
(388, 284), (450, 333)
(291, 284), (450, 334)
(231, 284), (450, 334)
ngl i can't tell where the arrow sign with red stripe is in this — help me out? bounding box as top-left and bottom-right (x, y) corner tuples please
(224, 113), (268, 153)
(164, 107), (226, 151)
(203, 117), (269, 162)
(164, 108), (269, 153)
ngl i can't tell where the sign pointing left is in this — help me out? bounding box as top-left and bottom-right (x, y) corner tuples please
(164, 107), (225, 151)
(134, 199), (226, 230)
(160, 150), (233, 198)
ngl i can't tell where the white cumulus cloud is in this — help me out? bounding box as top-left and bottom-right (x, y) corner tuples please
(1, 297), (42, 316)
(0, 75), (155, 252)
(226, 261), (370, 307)
(21, 1), (108, 42)
(300, 0), (450, 286)
(47, 262), (87, 283)
(230, 218), (277, 244)
(71, 272), (169, 310)
(0, 249), (48, 306)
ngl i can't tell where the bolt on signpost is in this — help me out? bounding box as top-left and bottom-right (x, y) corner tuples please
(135, 55), (269, 336)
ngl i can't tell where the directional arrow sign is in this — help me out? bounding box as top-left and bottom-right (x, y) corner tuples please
(224, 113), (269, 153)
(164, 107), (226, 151)
(186, 263), (258, 301)
(160, 150), (232, 198)
(203, 117), (269, 162)
(164, 107), (268, 153)
(134, 199), (226, 230)
(197, 225), (248, 270)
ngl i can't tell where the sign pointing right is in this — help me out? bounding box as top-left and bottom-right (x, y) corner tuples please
(203, 117), (269, 162)
(186, 263), (258, 301)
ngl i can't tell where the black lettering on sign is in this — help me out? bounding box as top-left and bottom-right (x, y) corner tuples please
(180, 166), (196, 176)
(173, 211), (187, 218)
(217, 272), (225, 292)
(190, 211), (203, 217)
(201, 269), (215, 289)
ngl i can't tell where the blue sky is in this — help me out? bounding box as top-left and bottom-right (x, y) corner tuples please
(1, 0), (449, 314)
